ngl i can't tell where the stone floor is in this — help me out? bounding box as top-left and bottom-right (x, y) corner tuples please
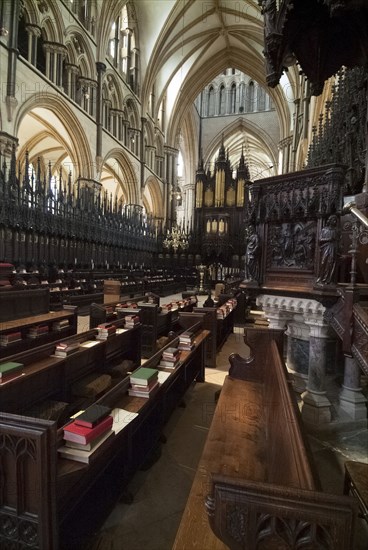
(75, 293), (368, 550)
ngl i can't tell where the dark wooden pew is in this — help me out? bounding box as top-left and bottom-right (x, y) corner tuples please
(0, 317), (209, 549)
(173, 326), (358, 550)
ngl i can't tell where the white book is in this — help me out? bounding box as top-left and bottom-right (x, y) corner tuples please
(80, 340), (100, 348)
(157, 371), (171, 384)
(111, 408), (138, 434)
(58, 430), (114, 463)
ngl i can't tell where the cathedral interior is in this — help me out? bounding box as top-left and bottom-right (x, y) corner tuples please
(0, 1), (368, 549)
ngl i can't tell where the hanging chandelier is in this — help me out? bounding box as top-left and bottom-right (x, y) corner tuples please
(163, 225), (189, 252)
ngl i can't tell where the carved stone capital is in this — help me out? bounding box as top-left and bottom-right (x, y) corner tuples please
(96, 62), (107, 74)
(25, 23), (42, 37)
(43, 42), (68, 57)
(65, 63), (80, 75)
(0, 132), (18, 157)
(256, 294), (325, 317)
(183, 182), (195, 191)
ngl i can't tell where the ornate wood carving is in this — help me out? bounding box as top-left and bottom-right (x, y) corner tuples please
(0, 414), (57, 550)
(247, 165), (344, 224)
(0, 149), (157, 265)
(243, 165), (344, 290)
(260, 0), (368, 96)
(308, 67), (367, 194)
(267, 221), (316, 270)
(204, 329), (357, 550)
(352, 303), (368, 376)
(207, 478), (357, 550)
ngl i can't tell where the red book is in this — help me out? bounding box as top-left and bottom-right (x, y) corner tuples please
(63, 415), (113, 445)
(74, 404), (111, 428)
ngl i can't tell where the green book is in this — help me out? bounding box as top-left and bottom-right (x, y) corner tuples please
(0, 361), (24, 380)
(130, 367), (158, 386)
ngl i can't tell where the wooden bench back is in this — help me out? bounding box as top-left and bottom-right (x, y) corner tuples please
(229, 327), (317, 490)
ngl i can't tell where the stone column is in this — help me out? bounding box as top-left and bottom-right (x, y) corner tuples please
(4, 0), (20, 121)
(339, 355), (367, 420)
(95, 62), (106, 164)
(25, 24), (41, 65)
(122, 119), (129, 146)
(285, 319), (309, 392)
(43, 42), (67, 86)
(184, 182), (195, 230)
(64, 63), (79, 100)
(301, 322), (332, 425)
(163, 146), (178, 223)
(256, 295), (291, 331)
(140, 117), (147, 189)
(264, 307), (289, 330)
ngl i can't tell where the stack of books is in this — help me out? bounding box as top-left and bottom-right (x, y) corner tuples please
(58, 404), (114, 463)
(0, 331), (22, 347)
(178, 330), (195, 351)
(96, 322), (116, 340)
(0, 361), (24, 383)
(124, 314), (140, 328)
(27, 325), (49, 339)
(128, 367), (159, 398)
(124, 301), (138, 309)
(217, 305), (227, 319)
(54, 341), (80, 357)
(159, 347), (181, 369)
(52, 319), (70, 331)
(227, 298), (237, 310)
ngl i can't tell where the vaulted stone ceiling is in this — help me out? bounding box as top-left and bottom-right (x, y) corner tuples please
(139, 0), (294, 171)
(140, 1), (283, 122)
(16, 0), (298, 195)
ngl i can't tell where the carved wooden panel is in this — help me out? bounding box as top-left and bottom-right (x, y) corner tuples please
(352, 304), (368, 376)
(207, 477), (357, 550)
(266, 222), (316, 270)
(0, 414), (58, 550)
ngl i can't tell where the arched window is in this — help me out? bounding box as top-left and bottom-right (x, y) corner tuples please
(108, 20), (119, 67)
(208, 86), (215, 116)
(106, 4), (138, 91)
(17, 13), (29, 60)
(230, 83), (237, 113)
(219, 85), (226, 115)
(247, 81), (255, 112)
(257, 85), (266, 111)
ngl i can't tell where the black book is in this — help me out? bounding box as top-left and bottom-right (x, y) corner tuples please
(74, 404), (112, 428)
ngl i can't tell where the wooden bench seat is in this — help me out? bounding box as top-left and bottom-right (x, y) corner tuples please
(173, 326), (358, 550)
(344, 461), (368, 523)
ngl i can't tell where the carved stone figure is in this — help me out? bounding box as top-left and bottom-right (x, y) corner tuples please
(244, 225), (260, 282)
(316, 215), (339, 285)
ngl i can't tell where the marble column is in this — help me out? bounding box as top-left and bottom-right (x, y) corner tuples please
(285, 319), (309, 392)
(301, 323), (332, 425)
(339, 355), (367, 420)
